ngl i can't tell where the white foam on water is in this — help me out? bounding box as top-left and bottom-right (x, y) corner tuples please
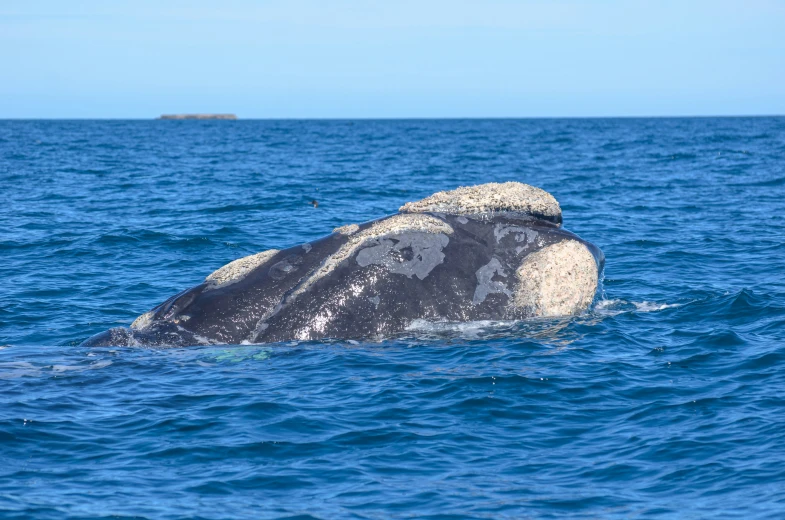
(51, 360), (113, 373)
(403, 317), (580, 345)
(633, 301), (681, 312)
(406, 318), (520, 338)
(594, 299), (681, 317)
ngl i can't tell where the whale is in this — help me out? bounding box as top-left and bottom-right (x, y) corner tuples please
(81, 182), (604, 347)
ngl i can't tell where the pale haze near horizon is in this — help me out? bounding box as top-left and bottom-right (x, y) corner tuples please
(1, 0), (783, 119)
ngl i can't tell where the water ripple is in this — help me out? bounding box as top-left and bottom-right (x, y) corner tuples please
(1, 118), (785, 518)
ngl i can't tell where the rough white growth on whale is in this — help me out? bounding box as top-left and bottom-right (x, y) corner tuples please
(205, 249), (280, 289)
(130, 311), (154, 331)
(514, 240), (598, 317)
(400, 182), (561, 220)
(333, 223), (360, 236)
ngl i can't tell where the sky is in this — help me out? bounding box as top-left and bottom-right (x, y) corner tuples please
(1, 0), (784, 118)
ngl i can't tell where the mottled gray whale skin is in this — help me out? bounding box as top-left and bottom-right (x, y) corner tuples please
(81, 183), (604, 347)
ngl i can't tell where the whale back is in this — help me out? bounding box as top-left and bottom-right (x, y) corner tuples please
(80, 182), (603, 347)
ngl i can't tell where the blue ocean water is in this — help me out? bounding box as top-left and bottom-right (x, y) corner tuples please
(1, 118), (784, 519)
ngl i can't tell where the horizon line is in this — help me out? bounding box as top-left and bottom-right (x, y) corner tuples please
(1, 114), (783, 121)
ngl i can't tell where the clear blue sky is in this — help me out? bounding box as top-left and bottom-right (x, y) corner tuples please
(1, 0), (783, 118)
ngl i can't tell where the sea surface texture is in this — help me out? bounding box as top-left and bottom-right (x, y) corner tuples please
(1, 118), (784, 519)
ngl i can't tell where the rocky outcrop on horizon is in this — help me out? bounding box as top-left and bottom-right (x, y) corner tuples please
(158, 114), (237, 120)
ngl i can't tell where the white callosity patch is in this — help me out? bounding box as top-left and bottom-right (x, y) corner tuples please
(287, 214), (453, 302)
(205, 249), (280, 289)
(175, 324), (213, 346)
(473, 257), (513, 304)
(333, 223), (360, 236)
(130, 311), (154, 331)
(248, 302), (284, 343)
(356, 232), (450, 280)
(514, 240), (598, 317)
(494, 223), (539, 245)
(268, 257), (302, 281)
(494, 223), (541, 254)
(399, 182), (561, 221)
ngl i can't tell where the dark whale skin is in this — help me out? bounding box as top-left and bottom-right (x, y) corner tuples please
(80, 211), (603, 348)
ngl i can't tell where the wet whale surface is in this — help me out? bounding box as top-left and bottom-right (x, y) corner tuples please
(82, 183), (604, 347)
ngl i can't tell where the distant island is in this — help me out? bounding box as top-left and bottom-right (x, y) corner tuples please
(158, 114), (237, 120)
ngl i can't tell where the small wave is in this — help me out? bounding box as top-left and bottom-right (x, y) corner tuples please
(730, 176), (785, 187)
(0, 358), (113, 379)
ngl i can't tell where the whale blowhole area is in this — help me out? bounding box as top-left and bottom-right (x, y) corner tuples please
(399, 182), (562, 224)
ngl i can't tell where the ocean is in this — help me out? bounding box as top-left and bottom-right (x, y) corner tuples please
(1, 117), (784, 518)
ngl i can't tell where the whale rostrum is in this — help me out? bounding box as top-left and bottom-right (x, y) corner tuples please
(81, 182), (604, 347)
